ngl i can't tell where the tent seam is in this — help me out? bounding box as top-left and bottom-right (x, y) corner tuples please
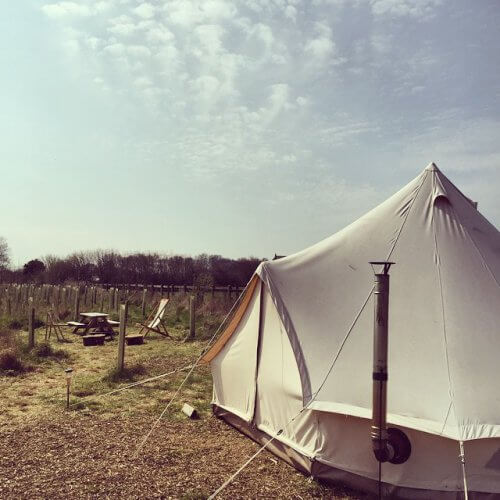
(439, 400), (453, 436)
(309, 170), (429, 404)
(432, 201), (461, 441)
(387, 170), (429, 260)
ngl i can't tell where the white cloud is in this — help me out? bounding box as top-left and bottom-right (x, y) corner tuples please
(40, 0), (498, 211)
(164, 0), (236, 27)
(319, 120), (380, 147)
(296, 96), (309, 107)
(304, 22), (336, 63)
(146, 26), (175, 44)
(41, 2), (91, 18)
(108, 14), (138, 36)
(370, 0), (442, 19)
(126, 44), (151, 59)
(103, 42), (126, 57)
(134, 76), (153, 87)
(284, 5), (297, 23)
(133, 2), (155, 19)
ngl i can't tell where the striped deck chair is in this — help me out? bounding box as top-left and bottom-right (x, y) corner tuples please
(137, 298), (170, 338)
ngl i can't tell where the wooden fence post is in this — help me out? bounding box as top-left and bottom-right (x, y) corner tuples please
(141, 287), (147, 318)
(73, 288), (80, 321)
(114, 288), (119, 312)
(108, 287), (114, 312)
(28, 298), (35, 349)
(188, 295), (196, 341)
(117, 302), (128, 373)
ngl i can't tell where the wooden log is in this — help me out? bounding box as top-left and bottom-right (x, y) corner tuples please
(83, 334), (105, 346)
(125, 334), (143, 346)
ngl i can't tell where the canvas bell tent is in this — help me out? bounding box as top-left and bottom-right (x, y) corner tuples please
(202, 163), (500, 498)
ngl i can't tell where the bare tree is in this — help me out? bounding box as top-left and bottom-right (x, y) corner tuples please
(0, 237), (10, 269)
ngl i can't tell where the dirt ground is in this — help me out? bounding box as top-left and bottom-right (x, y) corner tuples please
(0, 325), (364, 499)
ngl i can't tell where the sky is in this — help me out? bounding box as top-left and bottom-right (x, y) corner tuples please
(1, 0), (499, 267)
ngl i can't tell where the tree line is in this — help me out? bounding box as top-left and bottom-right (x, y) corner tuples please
(0, 239), (263, 287)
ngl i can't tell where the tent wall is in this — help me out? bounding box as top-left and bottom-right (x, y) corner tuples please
(210, 279), (262, 422)
(253, 284), (319, 457)
(210, 279), (500, 496)
(216, 405), (500, 499)
(250, 288), (500, 494)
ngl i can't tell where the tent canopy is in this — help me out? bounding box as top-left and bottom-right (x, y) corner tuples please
(207, 163), (500, 442)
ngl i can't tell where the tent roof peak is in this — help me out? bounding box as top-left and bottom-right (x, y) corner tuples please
(425, 162), (439, 172)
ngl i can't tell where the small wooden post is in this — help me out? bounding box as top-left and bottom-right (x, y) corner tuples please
(28, 298), (35, 349)
(141, 287), (147, 318)
(117, 302), (128, 373)
(108, 287), (114, 311)
(114, 288), (119, 312)
(73, 288), (80, 321)
(188, 295), (196, 340)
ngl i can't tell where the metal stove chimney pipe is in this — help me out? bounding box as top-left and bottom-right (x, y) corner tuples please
(370, 261), (393, 463)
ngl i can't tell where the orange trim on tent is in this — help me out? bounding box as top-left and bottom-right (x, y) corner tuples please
(201, 275), (261, 364)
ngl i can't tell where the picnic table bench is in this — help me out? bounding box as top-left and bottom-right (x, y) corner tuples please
(68, 312), (117, 338)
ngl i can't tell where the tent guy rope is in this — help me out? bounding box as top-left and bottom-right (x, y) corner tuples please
(132, 279), (252, 458)
(68, 364), (195, 408)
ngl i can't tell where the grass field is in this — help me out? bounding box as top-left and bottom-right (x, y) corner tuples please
(0, 301), (362, 499)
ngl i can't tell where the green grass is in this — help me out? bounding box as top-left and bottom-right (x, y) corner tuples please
(0, 292), (233, 421)
(102, 363), (147, 383)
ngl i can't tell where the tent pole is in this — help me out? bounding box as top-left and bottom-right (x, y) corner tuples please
(459, 441), (469, 500)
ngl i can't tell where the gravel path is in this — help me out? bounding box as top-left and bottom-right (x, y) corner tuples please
(0, 413), (362, 499)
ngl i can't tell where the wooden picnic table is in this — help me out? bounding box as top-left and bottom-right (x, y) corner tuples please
(68, 312), (117, 338)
